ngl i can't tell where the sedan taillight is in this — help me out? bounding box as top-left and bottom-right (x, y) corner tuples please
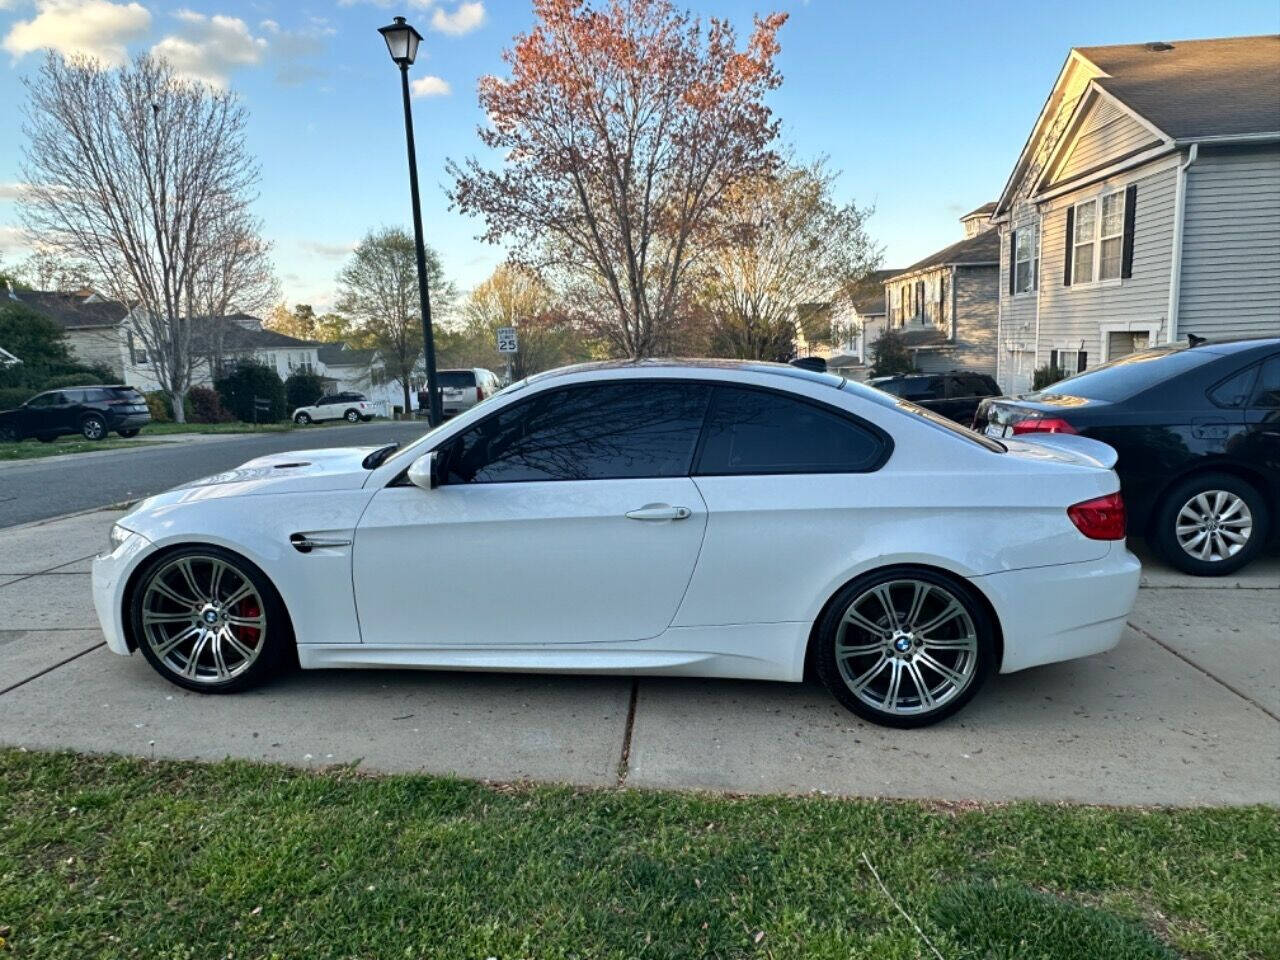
(476, 387), (484, 402)
(1068, 492), (1126, 540)
(1011, 417), (1077, 435)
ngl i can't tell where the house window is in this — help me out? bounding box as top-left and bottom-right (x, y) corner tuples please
(1014, 223), (1038, 294)
(1071, 189), (1125, 284)
(1106, 330), (1150, 359)
(1050, 349), (1088, 374)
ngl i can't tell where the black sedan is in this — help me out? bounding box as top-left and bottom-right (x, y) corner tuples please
(976, 337), (1279, 576)
(870, 372), (1002, 425)
(0, 385), (151, 443)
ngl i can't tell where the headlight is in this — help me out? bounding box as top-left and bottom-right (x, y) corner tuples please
(108, 524), (134, 552)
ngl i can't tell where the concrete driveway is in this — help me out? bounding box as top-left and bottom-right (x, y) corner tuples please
(2, 508), (1276, 805)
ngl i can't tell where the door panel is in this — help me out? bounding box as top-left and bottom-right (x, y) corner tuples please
(352, 477), (708, 646)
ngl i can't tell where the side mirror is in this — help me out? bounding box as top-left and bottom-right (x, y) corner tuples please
(407, 451), (438, 490)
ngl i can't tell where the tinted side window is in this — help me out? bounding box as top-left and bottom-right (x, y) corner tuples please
(898, 377), (942, 400)
(1249, 355), (1280, 408)
(439, 381), (710, 483)
(695, 387), (885, 475)
(27, 393), (58, 408)
(1209, 365), (1259, 409)
(946, 375), (987, 398)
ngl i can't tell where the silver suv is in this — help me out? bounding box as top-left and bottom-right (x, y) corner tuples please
(421, 368), (501, 417)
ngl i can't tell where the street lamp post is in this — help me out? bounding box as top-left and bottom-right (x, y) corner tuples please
(378, 15), (443, 427)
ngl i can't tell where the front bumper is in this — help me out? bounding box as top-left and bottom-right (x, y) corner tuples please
(91, 529), (154, 655)
(975, 542), (1141, 674)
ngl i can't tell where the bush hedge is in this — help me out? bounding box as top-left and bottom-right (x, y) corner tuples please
(0, 387), (33, 412)
(285, 372), (326, 412)
(215, 362), (286, 423)
(187, 386), (233, 423)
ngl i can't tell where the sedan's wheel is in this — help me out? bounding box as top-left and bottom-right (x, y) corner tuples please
(81, 415), (106, 441)
(294, 412), (311, 425)
(0, 425), (18, 443)
(814, 569), (995, 728)
(132, 547), (289, 693)
(344, 409), (359, 423)
(1153, 472), (1269, 576)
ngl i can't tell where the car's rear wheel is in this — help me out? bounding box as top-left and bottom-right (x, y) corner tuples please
(294, 412), (311, 425)
(131, 546), (290, 693)
(0, 425), (19, 443)
(814, 569), (995, 728)
(118, 428), (140, 438)
(1153, 472), (1269, 576)
(81, 415), (106, 440)
(344, 409), (359, 423)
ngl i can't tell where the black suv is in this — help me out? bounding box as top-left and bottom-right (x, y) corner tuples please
(869, 371), (1001, 424)
(0, 385), (151, 443)
(976, 337), (1280, 576)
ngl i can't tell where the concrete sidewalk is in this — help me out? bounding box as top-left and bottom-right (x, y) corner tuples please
(1, 509), (1276, 804)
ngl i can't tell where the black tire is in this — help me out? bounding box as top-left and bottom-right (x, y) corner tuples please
(344, 409), (360, 423)
(117, 428), (140, 438)
(813, 567), (996, 729)
(0, 425), (19, 443)
(294, 412), (311, 425)
(81, 415), (106, 441)
(131, 545), (292, 694)
(1152, 472), (1270, 576)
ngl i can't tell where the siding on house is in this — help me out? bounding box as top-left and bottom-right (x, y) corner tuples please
(64, 327), (127, 377)
(996, 199), (1042, 393)
(1178, 144), (1280, 338)
(915, 266), (999, 375)
(1035, 156), (1179, 367)
(1049, 98), (1162, 186)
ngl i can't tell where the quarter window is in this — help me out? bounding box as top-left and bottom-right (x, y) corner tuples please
(438, 382), (710, 484)
(695, 386), (884, 475)
(1249, 356), (1280, 408)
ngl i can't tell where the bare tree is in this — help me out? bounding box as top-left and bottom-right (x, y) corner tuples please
(450, 0), (787, 359)
(15, 249), (93, 292)
(336, 227), (454, 413)
(189, 208), (280, 380)
(20, 54), (260, 421)
(695, 159), (879, 361)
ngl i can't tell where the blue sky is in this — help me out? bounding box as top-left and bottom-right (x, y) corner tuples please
(1, 0), (1277, 312)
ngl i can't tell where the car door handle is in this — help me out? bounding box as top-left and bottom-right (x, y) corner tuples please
(624, 504), (692, 521)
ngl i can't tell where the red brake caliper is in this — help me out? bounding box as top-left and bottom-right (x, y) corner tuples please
(235, 600), (262, 648)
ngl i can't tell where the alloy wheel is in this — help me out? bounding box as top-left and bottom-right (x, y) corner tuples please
(1175, 490), (1252, 562)
(345, 410), (359, 422)
(82, 417), (105, 440)
(834, 578), (979, 717)
(139, 554), (267, 684)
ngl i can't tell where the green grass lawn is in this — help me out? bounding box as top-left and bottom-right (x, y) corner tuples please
(0, 436), (162, 462)
(136, 421), (294, 435)
(1, 749), (1275, 959)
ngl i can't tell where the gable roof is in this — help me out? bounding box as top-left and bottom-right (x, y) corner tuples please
(961, 202), (997, 221)
(1079, 36), (1280, 141)
(317, 342), (377, 367)
(8, 290), (129, 329)
(888, 228), (1000, 280)
(847, 270), (897, 314)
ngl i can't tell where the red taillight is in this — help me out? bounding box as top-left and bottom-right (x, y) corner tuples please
(476, 387), (484, 402)
(1068, 492), (1126, 540)
(1012, 417), (1078, 435)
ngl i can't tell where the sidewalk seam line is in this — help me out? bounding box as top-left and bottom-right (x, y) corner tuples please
(0, 642), (105, 697)
(0, 554), (99, 586)
(1128, 620), (1280, 723)
(616, 679), (639, 787)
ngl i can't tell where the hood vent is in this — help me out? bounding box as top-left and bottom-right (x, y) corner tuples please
(272, 461), (310, 469)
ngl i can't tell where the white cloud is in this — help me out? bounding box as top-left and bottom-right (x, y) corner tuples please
(410, 74), (449, 98)
(0, 183), (32, 201)
(300, 240), (355, 259)
(0, 225), (29, 255)
(431, 2), (484, 36)
(3, 0), (151, 67)
(150, 9), (267, 88)
(259, 16), (335, 86)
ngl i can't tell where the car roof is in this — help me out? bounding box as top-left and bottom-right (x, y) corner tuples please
(1192, 336), (1280, 357)
(526, 358), (848, 390)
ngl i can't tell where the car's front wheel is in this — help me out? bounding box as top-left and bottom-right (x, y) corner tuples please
(1153, 472), (1269, 576)
(814, 569), (995, 728)
(294, 412), (311, 425)
(131, 546), (291, 693)
(344, 409), (360, 423)
(81, 415), (106, 440)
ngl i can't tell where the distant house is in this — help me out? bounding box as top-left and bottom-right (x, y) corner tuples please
(991, 35), (1280, 395)
(796, 270), (899, 377)
(8, 289), (138, 376)
(882, 220), (1001, 375)
(316, 342), (418, 411)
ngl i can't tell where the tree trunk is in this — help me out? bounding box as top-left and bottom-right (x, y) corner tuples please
(169, 389), (186, 424)
(402, 380), (411, 419)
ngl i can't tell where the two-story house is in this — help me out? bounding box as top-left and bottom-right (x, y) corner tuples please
(882, 220), (1001, 375)
(792, 270), (898, 378)
(992, 35), (1280, 395)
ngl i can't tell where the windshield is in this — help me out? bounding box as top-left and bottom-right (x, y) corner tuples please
(1030, 346), (1217, 402)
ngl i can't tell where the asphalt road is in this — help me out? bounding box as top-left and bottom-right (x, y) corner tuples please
(0, 421), (429, 528)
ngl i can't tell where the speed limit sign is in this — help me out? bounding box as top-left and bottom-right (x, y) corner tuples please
(496, 326), (518, 353)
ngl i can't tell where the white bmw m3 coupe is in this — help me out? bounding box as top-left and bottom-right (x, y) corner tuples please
(92, 360), (1140, 727)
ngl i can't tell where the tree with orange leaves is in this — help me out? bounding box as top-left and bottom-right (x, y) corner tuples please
(449, 0), (787, 359)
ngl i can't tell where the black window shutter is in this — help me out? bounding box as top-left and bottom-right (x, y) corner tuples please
(1078, 352), (1088, 373)
(1121, 184), (1138, 279)
(1063, 207), (1075, 286)
(1008, 230), (1017, 295)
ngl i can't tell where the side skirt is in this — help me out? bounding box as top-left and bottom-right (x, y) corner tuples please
(297, 621), (810, 682)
